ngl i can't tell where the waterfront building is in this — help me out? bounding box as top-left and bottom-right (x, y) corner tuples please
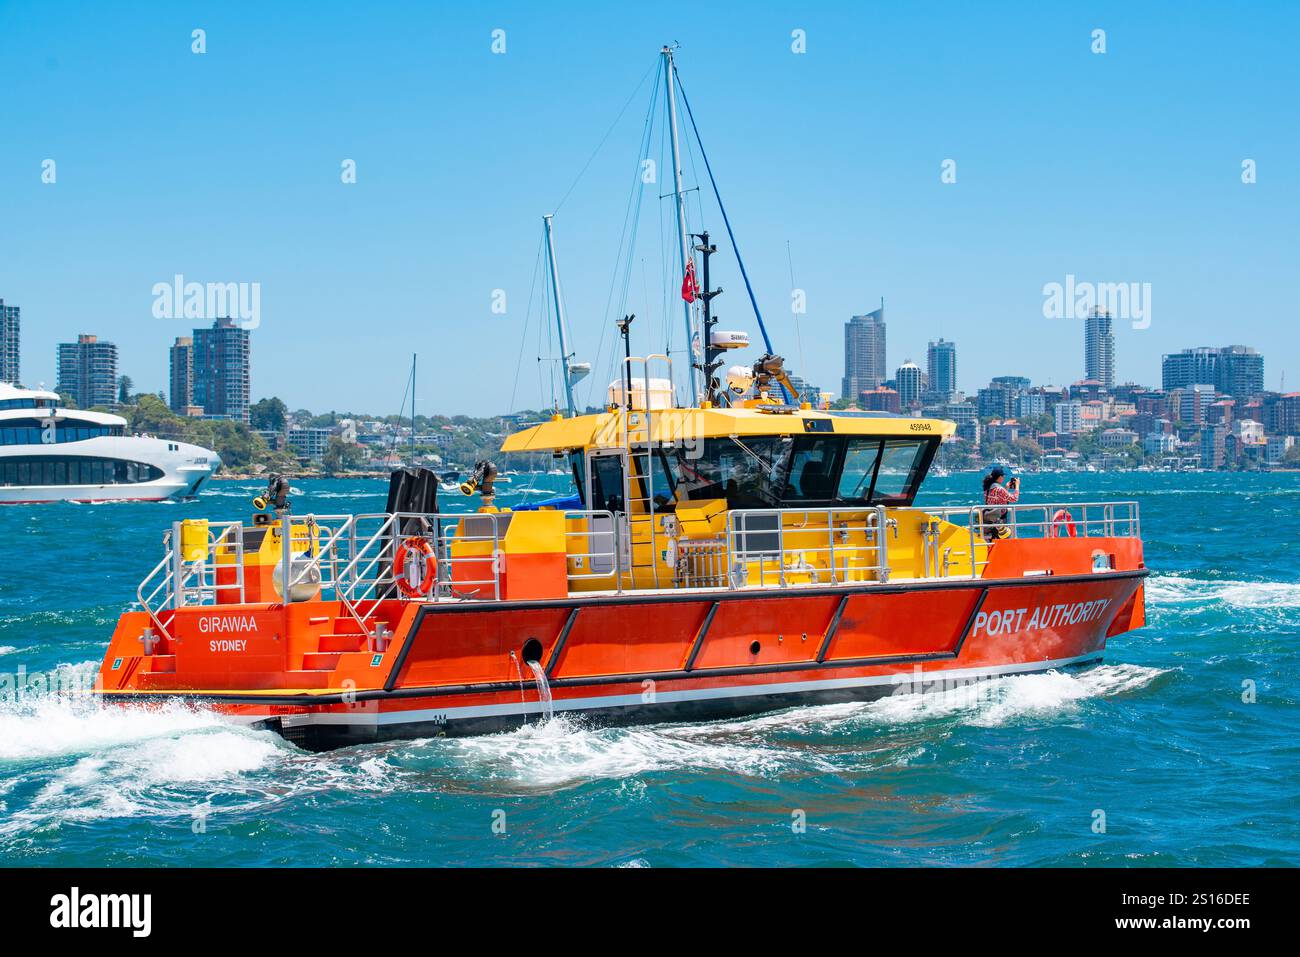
(1054, 400), (1083, 434)
(1206, 399), (1235, 426)
(1265, 435), (1295, 464)
(986, 420), (1022, 445)
(939, 401), (977, 427)
(1100, 428), (1139, 449)
(859, 386), (901, 414)
(1168, 384), (1217, 426)
(1084, 308), (1115, 389)
(895, 361), (923, 408)
(1144, 432), (1178, 457)
(56, 334), (118, 408)
(1162, 345), (1264, 401)
(169, 336), (196, 414)
(193, 317), (251, 423)
(0, 299), (19, 384)
(926, 338), (957, 399)
(842, 306), (886, 399)
(1014, 391), (1046, 420)
(1264, 393), (1300, 436)
(255, 429), (285, 452)
(287, 426), (331, 460)
(1200, 424), (1227, 469)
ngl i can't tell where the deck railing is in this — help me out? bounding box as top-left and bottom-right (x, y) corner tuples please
(723, 500), (1140, 588)
(130, 500), (1139, 626)
(132, 508), (625, 632)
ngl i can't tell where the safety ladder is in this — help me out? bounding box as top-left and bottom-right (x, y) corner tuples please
(619, 354), (674, 590)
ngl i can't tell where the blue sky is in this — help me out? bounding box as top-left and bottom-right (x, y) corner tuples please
(2, 1), (1296, 415)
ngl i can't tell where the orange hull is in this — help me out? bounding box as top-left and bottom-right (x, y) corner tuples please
(98, 534), (1147, 749)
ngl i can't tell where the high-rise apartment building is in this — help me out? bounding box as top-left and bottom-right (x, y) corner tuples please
(193, 317), (251, 422)
(895, 361), (923, 408)
(926, 338), (957, 400)
(0, 299), (19, 384)
(56, 334), (118, 408)
(1162, 346), (1264, 401)
(1084, 307), (1115, 390)
(169, 336), (196, 413)
(842, 305), (886, 399)
(1054, 400), (1083, 434)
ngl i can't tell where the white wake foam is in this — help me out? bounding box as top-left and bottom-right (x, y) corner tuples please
(0, 694), (230, 763)
(1146, 574), (1300, 610)
(422, 663), (1166, 788)
(433, 713), (821, 789)
(864, 662), (1166, 728)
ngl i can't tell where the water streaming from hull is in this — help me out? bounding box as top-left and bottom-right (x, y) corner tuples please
(526, 660), (554, 723)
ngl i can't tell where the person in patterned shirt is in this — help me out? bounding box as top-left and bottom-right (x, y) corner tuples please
(981, 467), (1019, 540)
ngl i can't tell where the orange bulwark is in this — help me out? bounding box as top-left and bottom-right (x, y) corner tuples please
(97, 409), (1147, 750)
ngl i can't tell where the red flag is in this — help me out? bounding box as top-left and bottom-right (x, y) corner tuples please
(681, 259), (699, 303)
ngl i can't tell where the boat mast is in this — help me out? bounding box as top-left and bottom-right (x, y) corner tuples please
(410, 353), (416, 460)
(661, 45), (698, 406)
(543, 213), (577, 417)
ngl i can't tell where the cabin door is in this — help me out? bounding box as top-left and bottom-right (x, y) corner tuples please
(585, 449), (629, 576)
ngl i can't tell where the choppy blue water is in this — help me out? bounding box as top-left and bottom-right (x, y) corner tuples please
(0, 472), (1295, 866)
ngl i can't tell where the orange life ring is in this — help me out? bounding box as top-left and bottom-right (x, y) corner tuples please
(393, 536), (436, 597)
(1050, 509), (1077, 538)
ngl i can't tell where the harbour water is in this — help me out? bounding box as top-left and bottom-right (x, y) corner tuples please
(0, 472), (1295, 866)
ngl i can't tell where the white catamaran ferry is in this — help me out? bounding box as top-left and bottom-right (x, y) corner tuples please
(0, 383), (221, 503)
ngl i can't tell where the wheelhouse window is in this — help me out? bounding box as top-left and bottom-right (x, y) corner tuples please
(666, 434), (934, 508)
(669, 437), (790, 508)
(871, 440), (927, 501)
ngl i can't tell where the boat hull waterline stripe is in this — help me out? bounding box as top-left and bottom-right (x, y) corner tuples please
(218, 651), (1105, 729)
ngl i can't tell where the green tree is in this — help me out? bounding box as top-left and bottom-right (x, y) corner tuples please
(249, 396), (288, 432)
(127, 393), (184, 434)
(322, 436), (365, 475)
(1074, 429), (1102, 459)
(117, 375), (134, 405)
(1012, 436), (1044, 461)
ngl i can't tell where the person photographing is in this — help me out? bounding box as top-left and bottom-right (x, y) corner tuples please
(981, 466), (1019, 541)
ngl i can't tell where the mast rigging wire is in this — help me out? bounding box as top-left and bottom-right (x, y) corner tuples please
(553, 60), (659, 215)
(672, 66), (784, 382)
(509, 234), (547, 414)
(584, 58), (663, 407)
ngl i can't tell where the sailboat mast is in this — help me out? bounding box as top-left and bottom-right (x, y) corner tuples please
(543, 214), (577, 417)
(661, 45), (698, 405)
(410, 353), (416, 458)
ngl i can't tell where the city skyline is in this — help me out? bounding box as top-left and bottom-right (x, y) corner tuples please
(2, 5), (1295, 415)
(0, 292), (1283, 418)
(4, 288), (1293, 472)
